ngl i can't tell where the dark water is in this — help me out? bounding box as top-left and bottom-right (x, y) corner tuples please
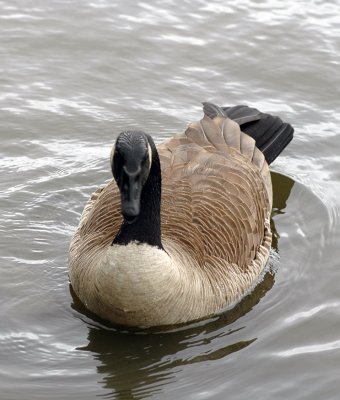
(1, 0), (340, 399)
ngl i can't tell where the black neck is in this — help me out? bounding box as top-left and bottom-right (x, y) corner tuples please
(112, 136), (163, 249)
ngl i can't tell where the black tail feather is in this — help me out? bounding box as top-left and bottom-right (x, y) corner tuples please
(204, 103), (294, 165)
(222, 105), (294, 165)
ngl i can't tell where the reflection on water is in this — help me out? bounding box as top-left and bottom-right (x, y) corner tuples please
(70, 172), (294, 399)
(271, 171), (295, 251)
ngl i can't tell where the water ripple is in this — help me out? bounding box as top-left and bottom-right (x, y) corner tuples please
(1, 0), (340, 399)
(277, 339), (340, 357)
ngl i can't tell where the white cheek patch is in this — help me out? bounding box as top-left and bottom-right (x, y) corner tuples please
(110, 144), (116, 166)
(147, 143), (152, 172)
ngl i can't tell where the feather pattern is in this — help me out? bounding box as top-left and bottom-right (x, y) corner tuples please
(69, 109), (277, 327)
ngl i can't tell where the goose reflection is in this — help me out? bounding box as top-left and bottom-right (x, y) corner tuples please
(70, 171), (294, 400)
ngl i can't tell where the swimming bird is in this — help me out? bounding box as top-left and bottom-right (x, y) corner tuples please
(69, 103), (293, 328)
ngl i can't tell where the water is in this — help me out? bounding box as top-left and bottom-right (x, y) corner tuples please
(1, 0), (340, 399)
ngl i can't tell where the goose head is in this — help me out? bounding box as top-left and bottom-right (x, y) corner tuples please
(111, 131), (153, 224)
(111, 131), (163, 248)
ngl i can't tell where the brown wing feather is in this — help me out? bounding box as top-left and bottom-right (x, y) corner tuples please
(159, 114), (271, 291)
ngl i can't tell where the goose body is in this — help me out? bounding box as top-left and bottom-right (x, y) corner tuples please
(69, 103), (293, 328)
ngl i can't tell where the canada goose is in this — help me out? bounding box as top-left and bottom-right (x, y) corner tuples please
(69, 103), (293, 328)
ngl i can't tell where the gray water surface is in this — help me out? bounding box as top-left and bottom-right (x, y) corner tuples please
(1, 0), (340, 399)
